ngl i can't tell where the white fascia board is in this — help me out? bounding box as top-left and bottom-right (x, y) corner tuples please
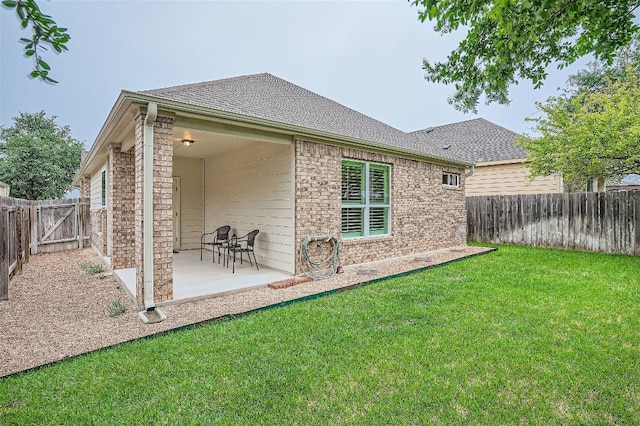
(73, 92), (133, 184)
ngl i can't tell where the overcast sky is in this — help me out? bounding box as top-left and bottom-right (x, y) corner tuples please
(1, 0), (590, 148)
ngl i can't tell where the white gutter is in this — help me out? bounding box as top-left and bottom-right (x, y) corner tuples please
(143, 102), (157, 312)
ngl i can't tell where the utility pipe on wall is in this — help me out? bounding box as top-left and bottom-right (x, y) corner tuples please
(143, 102), (157, 311)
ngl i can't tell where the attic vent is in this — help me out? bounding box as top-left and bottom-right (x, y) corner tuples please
(442, 144), (451, 149)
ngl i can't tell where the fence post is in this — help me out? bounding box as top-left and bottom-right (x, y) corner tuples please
(30, 205), (38, 255)
(16, 207), (23, 275)
(78, 200), (84, 249)
(22, 207), (30, 264)
(1, 208), (9, 300)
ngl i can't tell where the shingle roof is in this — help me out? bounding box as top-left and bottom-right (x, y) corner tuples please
(138, 73), (465, 164)
(409, 118), (526, 163)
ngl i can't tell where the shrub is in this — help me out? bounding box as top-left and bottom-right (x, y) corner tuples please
(108, 300), (126, 317)
(80, 261), (105, 275)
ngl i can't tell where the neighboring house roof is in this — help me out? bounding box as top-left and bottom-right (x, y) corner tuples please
(409, 118), (526, 164)
(138, 73), (467, 165)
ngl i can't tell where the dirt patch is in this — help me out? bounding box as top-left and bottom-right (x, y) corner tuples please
(0, 245), (493, 377)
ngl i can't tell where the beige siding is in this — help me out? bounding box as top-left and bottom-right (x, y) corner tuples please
(90, 164), (107, 209)
(174, 157), (204, 249)
(466, 162), (562, 195)
(205, 142), (295, 273)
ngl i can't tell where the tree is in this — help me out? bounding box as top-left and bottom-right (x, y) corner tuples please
(410, 0), (640, 112)
(519, 68), (640, 188)
(564, 34), (640, 98)
(2, 0), (70, 83)
(0, 111), (83, 199)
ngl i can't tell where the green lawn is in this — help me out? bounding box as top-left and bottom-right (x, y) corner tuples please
(1, 245), (639, 425)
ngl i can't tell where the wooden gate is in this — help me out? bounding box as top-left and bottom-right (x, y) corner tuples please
(35, 200), (89, 253)
(38, 204), (77, 244)
(1, 197), (89, 300)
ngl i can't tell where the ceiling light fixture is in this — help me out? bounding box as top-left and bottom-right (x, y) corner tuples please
(181, 139), (195, 147)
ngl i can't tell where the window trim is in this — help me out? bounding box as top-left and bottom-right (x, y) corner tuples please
(442, 171), (460, 188)
(341, 159), (391, 239)
(101, 170), (106, 207)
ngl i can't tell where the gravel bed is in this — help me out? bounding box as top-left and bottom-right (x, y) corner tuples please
(0, 245), (493, 377)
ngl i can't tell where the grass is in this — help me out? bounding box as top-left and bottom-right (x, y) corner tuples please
(79, 261), (105, 275)
(107, 299), (126, 317)
(2, 245), (639, 424)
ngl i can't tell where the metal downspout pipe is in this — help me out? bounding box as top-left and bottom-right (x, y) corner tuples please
(143, 102), (157, 312)
(465, 165), (475, 178)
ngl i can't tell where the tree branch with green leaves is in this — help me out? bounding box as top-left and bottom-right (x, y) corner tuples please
(519, 67), (640, 187)
(410, 0), (640, 112)
(2, 0), (70, 84)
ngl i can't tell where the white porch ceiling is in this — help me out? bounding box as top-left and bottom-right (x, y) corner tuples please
(172, 126), (259, 159)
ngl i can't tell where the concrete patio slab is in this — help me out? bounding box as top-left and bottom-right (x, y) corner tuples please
(114, 249), (291, 302)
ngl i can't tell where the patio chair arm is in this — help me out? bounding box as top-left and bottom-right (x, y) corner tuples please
(201, 231), (218, 243)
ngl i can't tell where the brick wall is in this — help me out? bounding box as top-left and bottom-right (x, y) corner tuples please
(294, 139), (467, 272)
(294, 141), (341, 272)
(90, 208), (107, 256)
(79, 176), (91, 199)
(108, 145), (135, 269)
(134, 113), (174, 304)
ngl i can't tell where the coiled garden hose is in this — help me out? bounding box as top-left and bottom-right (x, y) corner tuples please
(300, 236), (341, 280)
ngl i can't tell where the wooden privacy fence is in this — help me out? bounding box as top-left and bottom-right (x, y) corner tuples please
(466, 191), (640, 255)
(0, 196), (90, 300)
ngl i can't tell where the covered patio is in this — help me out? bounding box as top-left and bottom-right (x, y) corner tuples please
(115, 249), (290, 302)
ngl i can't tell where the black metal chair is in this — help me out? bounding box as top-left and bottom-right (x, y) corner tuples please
(226, 229), (260, 273)
(200, 225), (231, 263)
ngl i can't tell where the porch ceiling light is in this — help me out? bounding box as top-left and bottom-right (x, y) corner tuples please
(181, 139), (195, 147)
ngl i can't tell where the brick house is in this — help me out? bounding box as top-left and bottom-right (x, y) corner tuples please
(74, 73), (471, 307)
(411, 118), (564, 195)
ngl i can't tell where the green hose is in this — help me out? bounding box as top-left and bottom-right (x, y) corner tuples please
(300, 236), (341, 280)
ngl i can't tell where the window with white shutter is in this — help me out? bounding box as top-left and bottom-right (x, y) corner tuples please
(341, 159), (390, 238)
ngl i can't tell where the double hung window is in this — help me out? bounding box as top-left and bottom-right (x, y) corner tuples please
(442, 172), (460, 188)
(341, 159), (390, 238)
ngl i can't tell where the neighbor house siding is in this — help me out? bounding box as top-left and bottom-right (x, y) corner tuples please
(204, 141), (295, 273)
(466, 161), (562, 195)
(295, 139), (467, 272)
(173, 157), (203, 250)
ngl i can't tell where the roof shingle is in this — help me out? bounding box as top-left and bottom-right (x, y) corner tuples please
(138, 74), (524, 165)
(409, 118), (526, 163)
(138, 73), (466, 163)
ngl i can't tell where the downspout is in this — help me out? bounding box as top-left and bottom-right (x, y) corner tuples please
(465, 165), (475, 178)
(143, 102), (157, 312)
